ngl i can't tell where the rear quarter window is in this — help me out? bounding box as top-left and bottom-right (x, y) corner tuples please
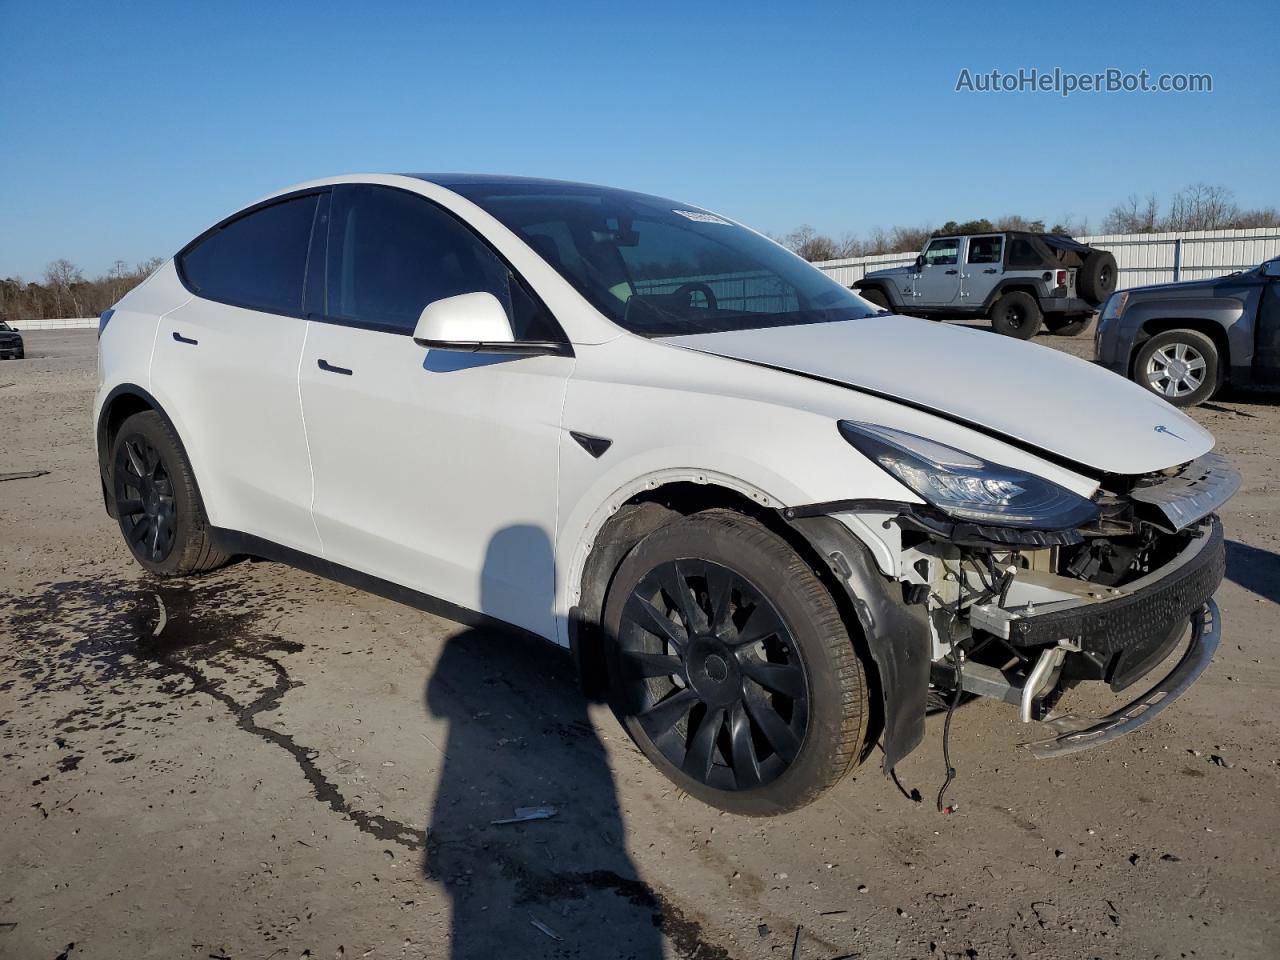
(179, 193), (320, 316)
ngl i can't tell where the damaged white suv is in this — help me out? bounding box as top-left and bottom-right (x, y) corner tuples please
(95, 174), (1239, 815)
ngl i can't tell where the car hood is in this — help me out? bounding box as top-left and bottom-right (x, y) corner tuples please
(1122, 277), (1227, 298)
(666, 316), (1214, 476)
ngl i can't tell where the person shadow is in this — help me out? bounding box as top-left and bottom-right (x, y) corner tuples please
(423, 525), (666, 959)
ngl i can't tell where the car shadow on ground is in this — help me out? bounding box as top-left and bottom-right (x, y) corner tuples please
(420, 525), (725, 960)
(1225, 539), (1280, 605)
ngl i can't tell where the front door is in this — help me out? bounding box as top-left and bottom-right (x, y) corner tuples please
(1255, 269), (1280, 382)
(298, 184), (573, 640)
(914, 237), (963, 307)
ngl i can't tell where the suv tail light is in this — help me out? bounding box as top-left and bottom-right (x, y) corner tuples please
(1056, 270), (1067, 288)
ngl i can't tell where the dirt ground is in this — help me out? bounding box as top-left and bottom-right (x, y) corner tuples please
(2, 327), (1277, 960)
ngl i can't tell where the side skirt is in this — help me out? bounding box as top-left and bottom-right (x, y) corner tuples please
(208, 527), (544, 645)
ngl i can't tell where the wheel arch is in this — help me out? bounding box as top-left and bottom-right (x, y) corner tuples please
(853, 279), (900, 309)
(568, 476), (901, 768)
(982, 279), (1042, 313)
(1130, 317), (1232, 382)
(96, 384), (210, 521)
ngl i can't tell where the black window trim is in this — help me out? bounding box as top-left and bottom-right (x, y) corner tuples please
(175, 187), (329, 320)
(966, 233), (1005, 265)
(303, 183), (574, 356)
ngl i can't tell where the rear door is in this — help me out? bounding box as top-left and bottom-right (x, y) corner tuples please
(298, 184), (573, 640)
(1255, 269), (1280, 382)
(154, 191), (324, 555)
(962, 234), (1003, 305)
(914, 237), (962, 306)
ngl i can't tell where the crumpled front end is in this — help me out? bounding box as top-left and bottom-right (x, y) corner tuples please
(903, 451), (1238, 757)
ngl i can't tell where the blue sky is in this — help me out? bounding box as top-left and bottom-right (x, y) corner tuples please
(1, 0), (1275, 279)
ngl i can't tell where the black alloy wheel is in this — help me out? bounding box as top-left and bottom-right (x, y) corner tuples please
(615, 557), (809, 792)
(113, 432), (178, 565)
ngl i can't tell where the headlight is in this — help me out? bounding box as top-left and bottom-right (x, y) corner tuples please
(838, 421), (1099, 530)
(1098, 291), (1129, 324)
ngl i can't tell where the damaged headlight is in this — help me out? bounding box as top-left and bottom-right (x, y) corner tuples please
(838, 421), (1100, 530)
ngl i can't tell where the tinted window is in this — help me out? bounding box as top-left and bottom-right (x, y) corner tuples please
(923, 239), (959, 266)
(323, 185), (560, 340)
(180, 194), (318, 315)
(967, 236), (1003, 264)
(445, 181), (875, 338)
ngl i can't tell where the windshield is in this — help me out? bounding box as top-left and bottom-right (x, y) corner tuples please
(446, 181), (876, 337)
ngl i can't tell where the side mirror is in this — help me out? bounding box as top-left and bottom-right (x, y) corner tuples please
(914, 254), (925, 271)
(1263, 260), (1280, 278)
(413, 292), (515, 351)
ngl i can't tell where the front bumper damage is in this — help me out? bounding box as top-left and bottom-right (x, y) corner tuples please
(786, 451), (1239, 770)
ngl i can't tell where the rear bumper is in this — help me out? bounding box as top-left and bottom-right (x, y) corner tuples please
(1040, 296), (1092, 315)
(1024, 599), (1220, 758)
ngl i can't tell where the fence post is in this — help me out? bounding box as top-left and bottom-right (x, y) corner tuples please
(1172, 238), (1182, 283)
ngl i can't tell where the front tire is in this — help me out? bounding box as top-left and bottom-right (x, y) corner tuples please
(989, 291), (1043, 339)
(110, 411), (229, 576)
(1133, 329), (1220, 407)
(602, 510), (868, 816)
(858, 287), (891, 311)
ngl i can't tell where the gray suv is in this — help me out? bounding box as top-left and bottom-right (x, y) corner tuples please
(1095, 256), (1280, 407)
(854, 231), (1117, 339)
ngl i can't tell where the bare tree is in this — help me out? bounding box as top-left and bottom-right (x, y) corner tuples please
(44, 259), (85, 317)
(1166, 183), (1238, 231)
(1102, 194), (1160, 234)
(995, 214), (1046, 233)
(782, 225), (840, 262)
(1050, 215), (1090, 236)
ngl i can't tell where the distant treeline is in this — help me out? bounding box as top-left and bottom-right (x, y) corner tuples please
(1, 257), (163, 321)
(775, 182), (1280, 262)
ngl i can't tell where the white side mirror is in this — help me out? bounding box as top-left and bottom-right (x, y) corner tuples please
(412, 292), (515, 351)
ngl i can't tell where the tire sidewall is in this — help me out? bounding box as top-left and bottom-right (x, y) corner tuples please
(602, 512), (863, 816)
(1133, 330), (1220, 407)
(990, 291), (1042, 339)
(111, 411), (203, 576)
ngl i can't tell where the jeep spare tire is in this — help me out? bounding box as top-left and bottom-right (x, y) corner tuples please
(989, 291), (1042, 339)
(1078, 250), (1117, 304)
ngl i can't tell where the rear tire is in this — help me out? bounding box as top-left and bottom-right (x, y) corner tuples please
(110, 411), (229, 576)
(989, 291), (1042, 339)
(1133, 329), (1220, 407)
(1045, 315), (1091, 337)
(858, 287), (891, 311)
(602, 509), (869, 816)
(1078, 250), (1118, 304)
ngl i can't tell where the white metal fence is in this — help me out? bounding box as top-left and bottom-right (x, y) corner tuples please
(10, 317), (98, 330)
(813, 227), (1280, 291)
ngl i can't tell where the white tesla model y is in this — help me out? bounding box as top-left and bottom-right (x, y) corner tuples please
(95, 175), (1238, 814)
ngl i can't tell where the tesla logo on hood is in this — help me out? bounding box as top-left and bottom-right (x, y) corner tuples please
(1155, 425), (1186, 441)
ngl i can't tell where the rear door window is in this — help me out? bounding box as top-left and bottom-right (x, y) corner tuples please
(967, 235), (1003, 264)
(179, 194), (319, 316)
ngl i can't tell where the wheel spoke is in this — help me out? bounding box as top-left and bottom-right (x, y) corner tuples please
(743, 689), (802, 763)
(621, 650), (683, 679)
(125, 442), (146, 478)
(1174, 342), (1188, 360)
(1186, 357), (1205, 372)
(706, 564), (734, 635)
(725, 602), (780, 649)
(128, 517), (150, 546)
(1162, 379), (1179, 397)
(681, 706), (725, 781)
(628, 595), (688, 650)
(658, 562), (706, 634)
(636, 688), (698, 740)
(727, 701), (761, 788)
(117, 498), (144, 516)
(740, 659), (806, 698)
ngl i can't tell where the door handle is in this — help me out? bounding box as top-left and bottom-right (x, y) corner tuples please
(983, 268), (998, 274)
(945, 269), (958, 275)
(317, 358), (353, 376)
(172, 331), (198, 345)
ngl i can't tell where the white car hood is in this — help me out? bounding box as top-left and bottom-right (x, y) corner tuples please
(667, 316), (1214, 476)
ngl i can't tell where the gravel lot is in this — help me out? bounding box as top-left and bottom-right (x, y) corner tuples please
(2, 328), (1278, 960)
